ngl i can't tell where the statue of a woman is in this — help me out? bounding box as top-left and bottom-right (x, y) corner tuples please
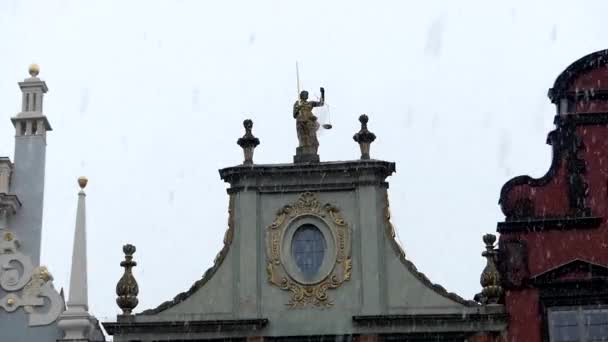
(293, 87), (325, 154)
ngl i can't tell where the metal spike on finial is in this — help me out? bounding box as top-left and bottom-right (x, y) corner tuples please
(116, 244), (139, 315)
(28, 64), (40, 77)
(353, 114), (377, 160)
(475, 234), (503, 305)
(237, 119), (260, 165)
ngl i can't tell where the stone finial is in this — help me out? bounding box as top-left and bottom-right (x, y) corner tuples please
(28, 64), (40, 77)
(353, 114), (376, 160)
(236, 119), (260, 165)
(475, 234), (503, 305)
(116, 244), (139, 315)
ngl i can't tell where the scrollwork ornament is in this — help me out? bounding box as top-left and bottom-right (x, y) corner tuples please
(22, 266), (63, 326)
(0, 230), (63, 326)
(0, 251), (34, 291)
(266, 192), (352, 308)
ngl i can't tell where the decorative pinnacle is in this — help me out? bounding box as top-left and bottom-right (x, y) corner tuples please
(475, 233), (503, 305)
(359, 114), (368, 125)
(123, 244), (136, 257)
(482, 233), (496, 248)
(28, 64), (40, 77)
(353, 114), (377, 160)
(116, 243), (139, 315)
(78, 176), (88, 189)
(237, 119), (260, 165)
(237, 119), (260, 148)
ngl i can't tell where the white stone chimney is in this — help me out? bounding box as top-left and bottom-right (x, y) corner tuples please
(8, 64), (52, 265)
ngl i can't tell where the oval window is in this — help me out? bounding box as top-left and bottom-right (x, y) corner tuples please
(291, 224), (326, 278)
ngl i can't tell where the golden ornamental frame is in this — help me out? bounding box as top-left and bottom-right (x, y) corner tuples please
(266, 192), (352, 308)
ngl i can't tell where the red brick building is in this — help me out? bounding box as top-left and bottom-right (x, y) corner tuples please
(498, 49), (608, 341)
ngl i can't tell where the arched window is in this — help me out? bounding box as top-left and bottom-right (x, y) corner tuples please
(291, 224), (326, 278)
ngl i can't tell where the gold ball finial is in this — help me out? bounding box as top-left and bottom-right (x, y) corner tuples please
(28, 64), (40, 77)
(78, 176), (88, 189)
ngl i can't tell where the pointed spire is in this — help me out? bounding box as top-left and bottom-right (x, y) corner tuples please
(57, 177), (93, 341)
(68, 176), (89, 310)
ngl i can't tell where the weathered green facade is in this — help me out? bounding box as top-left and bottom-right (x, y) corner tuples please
(104, 118), (506, 341)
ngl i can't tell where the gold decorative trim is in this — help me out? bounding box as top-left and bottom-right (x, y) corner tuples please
(266, 192), (351, 308)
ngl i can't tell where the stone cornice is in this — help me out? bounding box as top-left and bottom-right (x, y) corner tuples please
(219, 160), (396, 191)
(11, 114), (53, 131)
(103, 318), (268, 335)
(353, 311), (508, 332)
(0, 193), (21, 214)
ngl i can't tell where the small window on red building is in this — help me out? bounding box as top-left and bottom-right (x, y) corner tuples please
(548, 306), (608, 341)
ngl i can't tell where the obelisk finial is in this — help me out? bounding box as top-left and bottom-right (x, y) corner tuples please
(57, 177), (93, 340)
(78, 176), (88, 189)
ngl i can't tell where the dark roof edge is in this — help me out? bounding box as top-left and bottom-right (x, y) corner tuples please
(548, 49), (608, 103)
(497, 216), (602, 233)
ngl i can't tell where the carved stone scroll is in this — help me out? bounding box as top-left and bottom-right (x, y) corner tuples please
(0, 230), (63, 326)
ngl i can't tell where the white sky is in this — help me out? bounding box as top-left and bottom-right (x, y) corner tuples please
(1, 0), (607, 322)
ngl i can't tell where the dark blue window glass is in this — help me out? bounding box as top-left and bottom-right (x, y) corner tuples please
(291, 224), (326, 278)
(548, 307), (608, 342)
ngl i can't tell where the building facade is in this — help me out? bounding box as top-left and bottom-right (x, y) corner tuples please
(498, 49), (608, 341)
(0, 65), (104, 342)
(1, 50), (608, 342)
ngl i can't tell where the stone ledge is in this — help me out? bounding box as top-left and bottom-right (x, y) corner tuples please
(497, 216), (602, 233)
(353, 310), (508, 332)
(0, 193), (21, 214)
(219, 160), (396, 188)
(103, 318), (269, 335)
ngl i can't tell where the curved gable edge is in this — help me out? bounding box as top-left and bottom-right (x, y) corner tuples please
(139, 195), (236, 316)
(498, 126), (562, 217)
(549, 49), (608, 103)
(383, 193), (478, 307)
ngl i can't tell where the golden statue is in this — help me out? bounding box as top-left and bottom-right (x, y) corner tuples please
(293, 87), (325, 154)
